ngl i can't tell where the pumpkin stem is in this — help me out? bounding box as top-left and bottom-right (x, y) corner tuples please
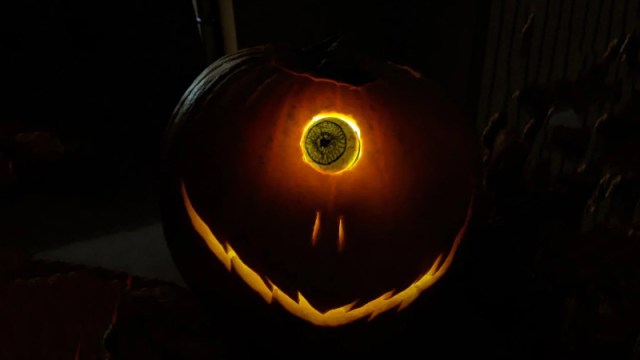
(290, 36), (377, 86)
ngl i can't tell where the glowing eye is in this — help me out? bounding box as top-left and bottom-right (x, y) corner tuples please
(305, 121), (346, 164)
(301, 112), (361, 174)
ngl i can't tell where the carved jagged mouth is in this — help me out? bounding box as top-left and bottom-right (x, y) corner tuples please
(181, 181), (473, 327)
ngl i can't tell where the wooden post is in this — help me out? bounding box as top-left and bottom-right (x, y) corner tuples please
(191, 0), (238, 65)
(218, 0), (238, 55)
(192, 0), (219, 64)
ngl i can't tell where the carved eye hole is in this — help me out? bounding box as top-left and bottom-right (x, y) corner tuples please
(305, 121), (347, 165)
(301, 113), (361, 174)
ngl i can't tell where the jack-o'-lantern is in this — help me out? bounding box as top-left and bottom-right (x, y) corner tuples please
(160, 43), (479, 330)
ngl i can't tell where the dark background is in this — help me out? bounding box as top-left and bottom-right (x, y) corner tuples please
(1, 0), (485, 255)
(1, 0), (639, 359)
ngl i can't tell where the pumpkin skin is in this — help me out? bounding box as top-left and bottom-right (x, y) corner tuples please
(160, 44), (479, 333)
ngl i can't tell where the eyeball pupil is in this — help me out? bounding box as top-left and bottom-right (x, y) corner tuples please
(319, 135), (333, 148)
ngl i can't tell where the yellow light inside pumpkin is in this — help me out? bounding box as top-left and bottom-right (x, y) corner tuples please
(338, 215), (345, 252)
(300, 112), (362, 174)
(181, 182), (473, 327)
(311, 211), (320, 246)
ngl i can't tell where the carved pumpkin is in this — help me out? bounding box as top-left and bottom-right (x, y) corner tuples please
(160, 43), (479, 330)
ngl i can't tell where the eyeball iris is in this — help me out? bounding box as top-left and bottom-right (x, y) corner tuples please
(301, 113), (361, 174)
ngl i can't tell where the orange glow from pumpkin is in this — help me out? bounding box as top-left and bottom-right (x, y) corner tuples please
(300, 112), (362, 175)
(311, 211), (320, 246)
(181, 182), (473, 327)
(338, 216), (345, 252)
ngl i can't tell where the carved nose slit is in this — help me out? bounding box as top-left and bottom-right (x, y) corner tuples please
(311, 211), (345, 252)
